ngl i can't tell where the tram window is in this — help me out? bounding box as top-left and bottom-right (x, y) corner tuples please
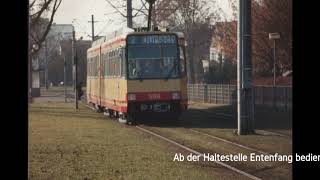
(90, 58), (92, 77)
(95, 56), (97, 77)
(101, 55), (103, 76)
(105, 54), (107, 77)
(97, 56), (100, 77)
(109, 52), (111, 77)
(87, 58), (90, 76)
(112, 52), (115, 77)
(92, 58), (94, 76)
(110, 55), (114, 77)
(113, 59), (117, 77)
(121, 48), (126, 77)
(162, 46), (178, 77)
(116, 56), (119, 77)
(95, 56), (99, 76)
(89, 58), (92, 76)
(116, 49), (119, 77)
(128, 46), (161, 59)
(104, 54), (107, 76)
(106, 52), (109, 77)
(93, 57), (95, 77)
(116, 49), (120, 77)
(107, 53), (109, 77)
(110, 58), (114, 77)
(91, 58), (93, 77)
(96, 56), (99, 77)
(91, 57), (93, 77)
(92, 57), (95, 77)
(94, 56), (97, 77)
(113, 55), (115, 76)
(179, 46), (186, 75)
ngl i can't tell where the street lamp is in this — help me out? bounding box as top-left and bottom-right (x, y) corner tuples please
(269, 32), (280, 86)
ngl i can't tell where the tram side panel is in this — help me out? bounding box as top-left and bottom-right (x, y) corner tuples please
(100, 46), (128, 113)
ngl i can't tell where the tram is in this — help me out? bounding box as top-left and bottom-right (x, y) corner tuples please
(86, 27), (188, 123)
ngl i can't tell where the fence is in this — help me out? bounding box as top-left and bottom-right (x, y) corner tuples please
(187, 84), (292, 110)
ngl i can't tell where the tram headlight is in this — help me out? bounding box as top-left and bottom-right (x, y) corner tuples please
(172, 92), (180, 100)
(128, 93), (136, 101)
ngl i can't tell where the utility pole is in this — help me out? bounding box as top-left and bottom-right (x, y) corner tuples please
(88, 15), (98, 42)
(73, 30), (78, 109)
(237, 0), (254, 135)
(151, 0), (157, 28)
(127, 0), (133, 28)
(146, 0), (156, 31)
(29, 54), (33, 103)
(273, 40), (276, 86)
(269, 32), (280, 108)
(58, 35), (67, 103)
(64, 56), (67, 102)
(44, 39), (49, 90)
(269, 33), (280, 86)
(28, 15), (32, 103)
(72, 30), (75, 91)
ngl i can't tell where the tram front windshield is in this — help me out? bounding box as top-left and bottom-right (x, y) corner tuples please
(127, 34), (179, 80)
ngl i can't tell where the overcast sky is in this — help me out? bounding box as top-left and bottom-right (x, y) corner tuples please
(54, 0), (233, 40)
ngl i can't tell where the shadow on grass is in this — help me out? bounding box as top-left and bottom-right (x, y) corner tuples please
(139, 104), (292, 130)
(29, 110), (105, 121)
(30, 101), (292, 131)
(30, 105), (78, 110)
(29, 105), (106, 121)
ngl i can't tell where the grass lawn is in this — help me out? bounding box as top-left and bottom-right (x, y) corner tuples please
(29, 101), (246, 180)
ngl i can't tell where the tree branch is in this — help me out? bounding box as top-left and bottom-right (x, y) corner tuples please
(105, 0), (127, 17)
(30, 0), (62, 56)
(30, 0), (54, 28)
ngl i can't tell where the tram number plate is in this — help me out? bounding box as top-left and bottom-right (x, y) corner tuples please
(153, 103), (169, 112)
(148, 93), (161, 100)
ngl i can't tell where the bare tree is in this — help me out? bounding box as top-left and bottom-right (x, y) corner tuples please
(105, 0), (149, 28)
(211, 21), (237, 63)
(29, 0), (62, 57)
(251, 0), (292, 76)
(156, 0), (223, 83)
(219, 0), (292, 77)
(106, 0), (226, 83)
(29, 0), (62, 102)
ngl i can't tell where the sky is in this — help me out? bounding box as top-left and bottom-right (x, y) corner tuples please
(54, 0), (233, 40)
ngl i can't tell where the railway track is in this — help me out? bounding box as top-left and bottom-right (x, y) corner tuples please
(80, 96), (290, 153)
(192, 109), (292, 138)
(135, 125), (262, 180)
(80, 93), (290, 141)
(80, 100), (291, 179)
(81, 100), (276, 155)
(80, 101), (261, 179)
(188, 129), (270, 155)
(134, 124), (292, 180)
